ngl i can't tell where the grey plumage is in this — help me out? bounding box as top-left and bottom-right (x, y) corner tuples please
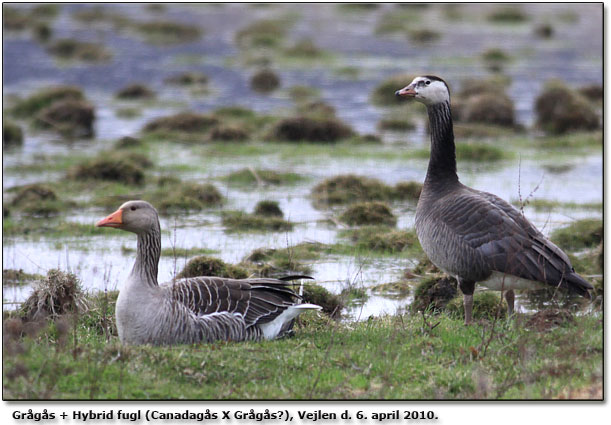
(396, 76), (592, 323)
(97, 200), (320, 345)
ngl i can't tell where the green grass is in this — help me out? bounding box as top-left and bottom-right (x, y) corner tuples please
(2, 269), (45, 286)
(2, 307), (602, 399)
(221, 168), (304, 187)
(551, 219), (603, 251)
(2, 216), (114, 239)
(514, 199), (602, 212)
(222, 211), (294, 233)
(338, 226), (421, 256)
(120, 246), (219, 258)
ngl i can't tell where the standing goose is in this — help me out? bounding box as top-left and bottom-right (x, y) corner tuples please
(395, 75), (592, 324)
(96, 200), (321, 345)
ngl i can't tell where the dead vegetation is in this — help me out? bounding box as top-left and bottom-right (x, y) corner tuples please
(268, 116), (353, 143)
(339, 201), (397, 226)
(20, 269), (88, 322)
(535, 80), (600, 135)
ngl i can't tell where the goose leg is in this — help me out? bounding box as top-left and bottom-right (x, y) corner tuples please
(457, 278), (475, 325)
(505, 289), (515, 317)
(463, 294), (474, 325)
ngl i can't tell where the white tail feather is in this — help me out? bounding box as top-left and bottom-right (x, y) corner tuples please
(259, 303), (322, 339)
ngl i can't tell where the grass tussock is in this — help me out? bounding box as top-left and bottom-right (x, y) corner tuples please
(535, 80), (599, 135)
(35, 99), (95, 138)
(3, 120), (23, 147)
(242, 242), (324, 277)
(370, 73), (416, 106)
(153, 182), (224, 214)
(268, 116), (353, 143)
(222, 211), (294, 233)
(371, 280), (410, 298)
(445, 292), (508, 321)
(339, 201), (397, 227)
(20, 269), (88, 322)
(165, 72), (209, 86)
(143, 112), (219, 134)
(67, 156), (145, 186)
(3, 269), (44, 286)
(250, 69), (281, 93)
(235, 19), (290, 49)
(487, 6), (529, 23)
(311, 174), (422, 207)
(551, 219), (602, 251)
(134, 20), (202, 45)
(302, 284), (343, 318)
(453, 76), (515, 128)
(411, 276), (458, 314)
(206, 124), (249, 142)
(339, 226), (420, 254)
(408, 28), (441, 44)
(12, 86), (85, 118)
(115, 83), (155, 100)
(222, 168), (303, 187)
(177, 256), (249, 280)
(8, 183), (73, 216)
(253, 200), (284, 217)
(46, 39), (112, 62)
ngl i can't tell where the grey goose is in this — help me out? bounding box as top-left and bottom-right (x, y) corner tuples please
(395, 75), (592, 324)
(97, 200), (320, 345)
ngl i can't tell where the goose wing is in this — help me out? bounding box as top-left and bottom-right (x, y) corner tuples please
(433, 187), (592, 295)
(168, 276), (301, 327)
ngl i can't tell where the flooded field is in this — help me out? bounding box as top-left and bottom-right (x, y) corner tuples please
(3, 3), (602, 320)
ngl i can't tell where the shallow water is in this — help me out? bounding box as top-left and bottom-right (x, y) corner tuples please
(2, 3), (602, 318)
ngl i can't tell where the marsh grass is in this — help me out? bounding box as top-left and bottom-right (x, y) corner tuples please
(2, 305), (602, 399)
(11, 86), (85, 118)
(242, 242), (326, 276)
(338, 226), (421, 256)
(513, 199), (602, 212)
(46, 39), (112, 63)
(222, 211), (294, 233)
(2, 216), (115, 239)
(412, 142), (509, 162)
(120, 246), (218, 258)
(550, 219), (602, 251)
(133, 20), (202, 45)
(221, 168), (304, 187)
(2, 269), (45, 286)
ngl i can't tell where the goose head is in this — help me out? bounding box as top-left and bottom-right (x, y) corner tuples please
(96, 200), (159, 234)
(395, 75), (450, 106)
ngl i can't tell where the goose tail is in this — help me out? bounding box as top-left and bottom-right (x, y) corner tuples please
(259, 303), (322, 340)
(566, 272), (594, 299)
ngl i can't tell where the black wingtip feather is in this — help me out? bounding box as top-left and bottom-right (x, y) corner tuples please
(279, 275), (314, 281)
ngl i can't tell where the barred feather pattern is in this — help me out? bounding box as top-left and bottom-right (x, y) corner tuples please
(109, 200), (318, 345)
(117, 273), (304, 345)
(415, 97), (592, 297)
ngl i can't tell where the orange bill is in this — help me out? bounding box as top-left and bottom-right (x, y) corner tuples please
(395, 84), (416, 97)
(96, 209), (123, 228)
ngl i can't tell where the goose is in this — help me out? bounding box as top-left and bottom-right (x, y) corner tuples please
(96, 200), (321, 345)
(395, 75), (592, 324)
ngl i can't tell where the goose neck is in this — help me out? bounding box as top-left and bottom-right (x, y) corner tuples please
(425, 101), (458, 185)
(132, 225), (161, 286)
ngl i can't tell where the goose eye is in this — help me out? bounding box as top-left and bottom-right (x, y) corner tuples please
(425, 80), (431, 86)
(130, 206), (136, 211)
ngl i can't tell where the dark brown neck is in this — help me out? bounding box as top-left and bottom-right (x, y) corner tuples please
(132, 224), (161, 286)
(424, 101), (459, 186)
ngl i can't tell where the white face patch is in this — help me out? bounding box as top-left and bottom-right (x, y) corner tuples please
(409, 76), (450, 106)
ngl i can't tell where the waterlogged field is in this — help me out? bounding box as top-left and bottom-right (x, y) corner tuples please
(2, 3), (603, 400)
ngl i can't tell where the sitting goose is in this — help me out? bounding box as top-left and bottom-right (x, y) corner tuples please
(395, 76), (592, 324)
(96, 200), (321, 345)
